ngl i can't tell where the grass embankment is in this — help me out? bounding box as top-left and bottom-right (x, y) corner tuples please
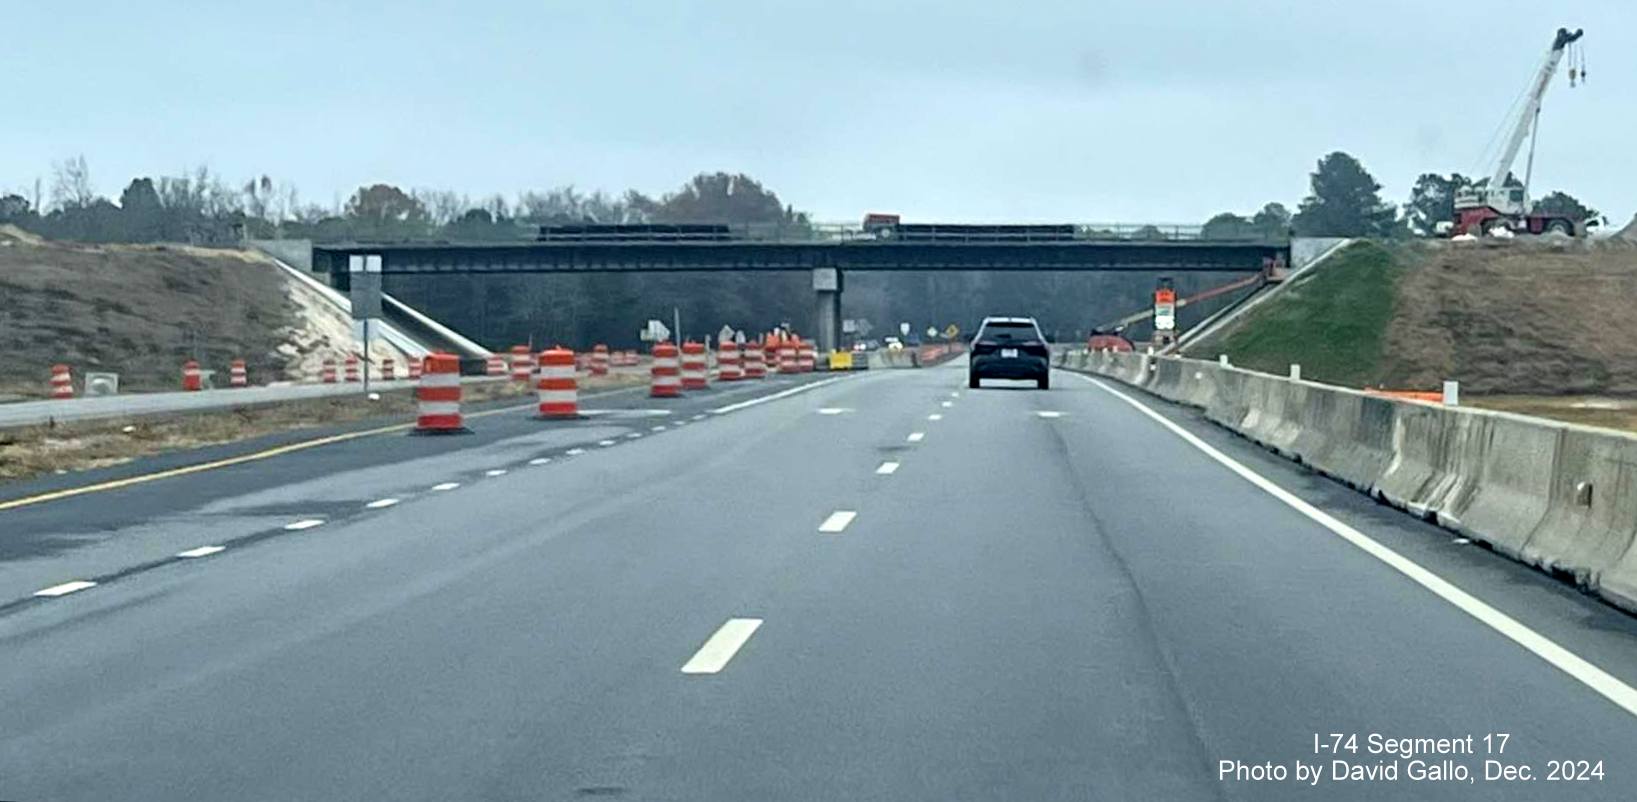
(0, 373), (647, 483)
(1187, 241), (1404, 386)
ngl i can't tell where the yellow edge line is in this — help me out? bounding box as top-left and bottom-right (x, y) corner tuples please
(0, 398), (547, 513)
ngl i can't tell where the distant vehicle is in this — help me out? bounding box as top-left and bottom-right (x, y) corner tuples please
(969, 316), (1050, 389)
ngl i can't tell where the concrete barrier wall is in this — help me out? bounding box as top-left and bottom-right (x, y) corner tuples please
(1059, 348), (1637, 617)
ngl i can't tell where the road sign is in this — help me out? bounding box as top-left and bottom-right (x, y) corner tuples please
(348, 255), (383, 319)
(1154, 287), (1177, 332)
(944, 324), (960, 339)
(925, 326), (938, 338)
(899, 322), (911, 336)
(718, 325), (735, 344)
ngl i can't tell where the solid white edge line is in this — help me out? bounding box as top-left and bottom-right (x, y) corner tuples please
(1079, 373), (1637, 718)
(818, 510), (858, 533)
(710, 376), (849, 414)
(177, 545), (226, 558)
(34, 580), (97, 597)
(284, 519), (325, 531)
(876, 461), (900, 475)
(365, 498), (400, 509)
(680, 617), (764, 674)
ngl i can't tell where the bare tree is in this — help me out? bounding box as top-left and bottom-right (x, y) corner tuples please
(49, 155), (96, 210)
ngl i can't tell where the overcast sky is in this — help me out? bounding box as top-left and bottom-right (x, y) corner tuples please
(5, 1), (1630, 223)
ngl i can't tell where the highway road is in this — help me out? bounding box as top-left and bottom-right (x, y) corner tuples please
(3, 361), (1637, 800)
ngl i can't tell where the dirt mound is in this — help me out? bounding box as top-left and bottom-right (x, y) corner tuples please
(0, 237), (410, 399)
(1615, 214), (1637, 242)
(1381, 240), (1637, 395)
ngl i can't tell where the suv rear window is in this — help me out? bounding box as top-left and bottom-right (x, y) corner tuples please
(978, 322), (1039, 342)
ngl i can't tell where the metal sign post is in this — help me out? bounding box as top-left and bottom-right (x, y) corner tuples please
(349, 255), (383, 395)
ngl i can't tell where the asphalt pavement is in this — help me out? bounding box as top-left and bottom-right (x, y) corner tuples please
(2, 360), (1636, 800)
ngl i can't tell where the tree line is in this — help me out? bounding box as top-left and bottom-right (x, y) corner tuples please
(0, 153), (1601, 348)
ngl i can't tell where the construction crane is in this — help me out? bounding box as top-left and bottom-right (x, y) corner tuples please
(1450, 27), (1585, 237)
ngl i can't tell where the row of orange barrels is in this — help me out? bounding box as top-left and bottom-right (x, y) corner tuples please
(47, 360), (264, 398)
(412, 338), (819, 433)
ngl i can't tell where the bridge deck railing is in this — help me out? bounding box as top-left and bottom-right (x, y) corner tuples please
(533, 222), (1277, 244)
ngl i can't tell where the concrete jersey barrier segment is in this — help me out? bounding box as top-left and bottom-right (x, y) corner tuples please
(1061, 348), (1637, 618)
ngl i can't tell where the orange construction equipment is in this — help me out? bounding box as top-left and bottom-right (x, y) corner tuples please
(381, 356), (396, 381)
(407, 357), (422, 380)
(590, 344), (610, 376)
(344, 354), (361, 383)
(229, 359), (248, 388)
(182, 360), (203, 392)
(321, 358), (338, 384)
(485, 354), (506, 377)
(742, 343), (767, 379)
(797, 340), (816, 373)
(510, 345), (532, 382)
(50, 364), (73, 399)
(717, 339), (742, 381)
(651, 341), (682, 397)
(681, 341), (708, 390)
(537, 347), (579, 418)
(414, 353), (467, 433)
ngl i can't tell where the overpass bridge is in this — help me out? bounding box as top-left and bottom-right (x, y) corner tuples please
(314, 222), (1289, 352)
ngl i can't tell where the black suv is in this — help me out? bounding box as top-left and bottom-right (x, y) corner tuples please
(969, 316), (1050, 389)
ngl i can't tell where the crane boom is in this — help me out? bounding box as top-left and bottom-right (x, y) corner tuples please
(1486, 27), (1582, 192)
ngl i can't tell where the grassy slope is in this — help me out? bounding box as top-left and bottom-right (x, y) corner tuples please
(1184, 241), (1404, 387)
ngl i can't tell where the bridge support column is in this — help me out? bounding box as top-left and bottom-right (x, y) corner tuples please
(812, 268), (842, 355)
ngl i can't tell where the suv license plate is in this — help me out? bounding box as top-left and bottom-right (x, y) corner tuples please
(1001, 348), (1018, 358)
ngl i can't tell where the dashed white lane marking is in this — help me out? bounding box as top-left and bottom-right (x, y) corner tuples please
(626, 432), (643, 439)
(674, 420), (689, 427)
(528, 457), (552, 466)
(34, 580), (97, 597)
(950, 391), (961, 398)
(651, 425), (668, 432)
(876, 461), (900, 475)
(1453, 538), (1472, 545)
(691, 414), (707, 421)
(284, 519), (325, 531)
(940, 401), (953, 408)
(485, 469), (508, 477)
(177, 545), (226, 558)
(1036, 410), (1064, 419)
(365, 498), (400, 509)
(1081, 373), (1637, 719)
(431, 482), (461, 491)
(710, 376), (849, 414)
(818, 510), (858, 533)
(681, 617), (764, 675)
(817, 407), (850, 415)
(927, 413), (943, 421)
(565, 448), (587, 456)
(907, 432), (925, 443)
(598, 440), (617, 447)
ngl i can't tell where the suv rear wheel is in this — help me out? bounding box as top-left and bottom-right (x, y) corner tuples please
(969, 372), (980, 389)
(1037, 374), (1049, 390)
